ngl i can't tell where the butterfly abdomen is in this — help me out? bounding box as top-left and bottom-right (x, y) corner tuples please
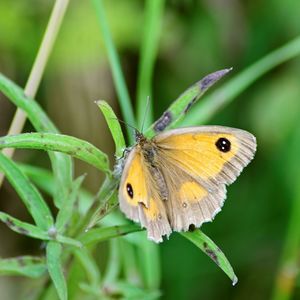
(141, 142), (169, 201)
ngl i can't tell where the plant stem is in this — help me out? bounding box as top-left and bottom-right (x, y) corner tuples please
(0, 0), (70, 187)
(181, 35), (300, 126)
(136, 0), (165, 129)
(271, 187), (300, 300)
(92, 0), (136, 142)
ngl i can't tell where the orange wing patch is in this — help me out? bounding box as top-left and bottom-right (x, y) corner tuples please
(179, 181), (208, 203)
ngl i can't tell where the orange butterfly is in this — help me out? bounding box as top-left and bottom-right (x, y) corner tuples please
(119, 126), (256, 242)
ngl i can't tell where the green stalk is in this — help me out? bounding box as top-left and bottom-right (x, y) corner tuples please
(136, 0), (165, 129)
(181, 35), (300, 126)
(92, 0), (136, 143)
(0, 0), (70, 187)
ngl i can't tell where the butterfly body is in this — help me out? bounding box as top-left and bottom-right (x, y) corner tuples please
(119, 126), (256, 242)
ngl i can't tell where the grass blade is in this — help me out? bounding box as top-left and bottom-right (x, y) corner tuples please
(96, 100), (126, 158)
(181, 35), (300, 126)
(46, 241), (68, 300)
(92, 0), (136, 142)
(181, 230), (238, 285)
(0, 74), (57, 132)
(0, 73), (73, 208)
(145, 69), (232, 137)
(0, 152), (53, 230)
(19, 164), (93, 215)
(0, 211), (49, 240)
(0, 256), (46, 278)
(0, 133), (111, 174)
(72, 248), (101, 287)
(56, 175), (86, 233)
(87, 190), (119, 230)
(138, 235), (161, 290)
(0, 211), (82, 247)
(79, 224), (142, 246)
(103, 239), (121, 285)
(136, 0), (165, 129)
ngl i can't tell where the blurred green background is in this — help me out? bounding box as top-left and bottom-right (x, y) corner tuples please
(1, 0), (300, 299)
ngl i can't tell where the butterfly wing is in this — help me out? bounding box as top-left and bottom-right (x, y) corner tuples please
(119, 147), (171, 242)
(153, 126), (256, 231)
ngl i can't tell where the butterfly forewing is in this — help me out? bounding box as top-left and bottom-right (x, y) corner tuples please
(154, 126), (256, 186)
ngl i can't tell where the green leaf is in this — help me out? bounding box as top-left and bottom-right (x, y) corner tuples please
(103, 239), (121, 284)
(56, 174), (86, 232)
(0, 256), (46, 278)
(0, 152), (54, 230)
(0, 73), (57, 133)
(0, 211), (49, 240)
(119, 239), (142, 285)
(72, 248), (101, 287)
(181, 230), (238, 285)
(87, 190), (119, 230)
(136, 0), (165, 129)
(145, 68), (232, 137)
(79, 224), (142, 246)
(56, 235), (82, 248)
(19, 163), (94, 216)
(0, 132), (111, 174)
(18, 163), (55, 196)
(138, 237), (160, 289)
(92, 0), (136, 143)
(46, 241), (68, 300)
(0, 73), (73, 209)
(113, 281), (161, 300)
(181, 35), (300, 126)
(0, 211), (82, 247)
(76, 176), (118, 235)
(96, 100), (126, 158)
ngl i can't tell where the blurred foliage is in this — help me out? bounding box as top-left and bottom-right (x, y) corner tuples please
(1, 0), (300, 300)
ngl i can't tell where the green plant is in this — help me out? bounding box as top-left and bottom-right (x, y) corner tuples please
(1, 1), (300, 300)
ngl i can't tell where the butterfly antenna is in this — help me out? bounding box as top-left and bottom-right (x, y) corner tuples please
(141, 96), (150, 134)
(109, 117), (137, 131)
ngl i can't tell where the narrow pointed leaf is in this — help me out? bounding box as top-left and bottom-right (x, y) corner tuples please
(181, 35), (300, 126)
(56, 175), (86, 232)
(145, 68), (232, 137)
(56, 235), (82, 248)
(0, 72), (73, 209)
(0, 256), (46, 278)
(136, 0), (165, 128)
(96, 100), (126, 158)
(19, 164), (94, 215)
(181, 230), (238, 285)
(0, 152), (53, 230)
(0, 211), (49, 240)
(0, 133), (111, 174)
(46, 241), (68, 300)
(79, 224), (142, 246)
(72, 248), (101, 286)
(92, 0), (136, 143)
(18, 163), (55, 196)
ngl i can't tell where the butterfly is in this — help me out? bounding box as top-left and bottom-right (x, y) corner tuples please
(118, 125), (256, 243)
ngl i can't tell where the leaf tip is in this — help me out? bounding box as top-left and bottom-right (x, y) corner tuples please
(232, 275), (238, 286)
(200, 68), (233, 91)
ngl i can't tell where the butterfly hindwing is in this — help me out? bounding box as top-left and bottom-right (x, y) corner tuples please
(119, 148), (171, 242)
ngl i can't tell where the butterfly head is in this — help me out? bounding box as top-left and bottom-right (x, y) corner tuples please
(134, 130), (147, 146)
